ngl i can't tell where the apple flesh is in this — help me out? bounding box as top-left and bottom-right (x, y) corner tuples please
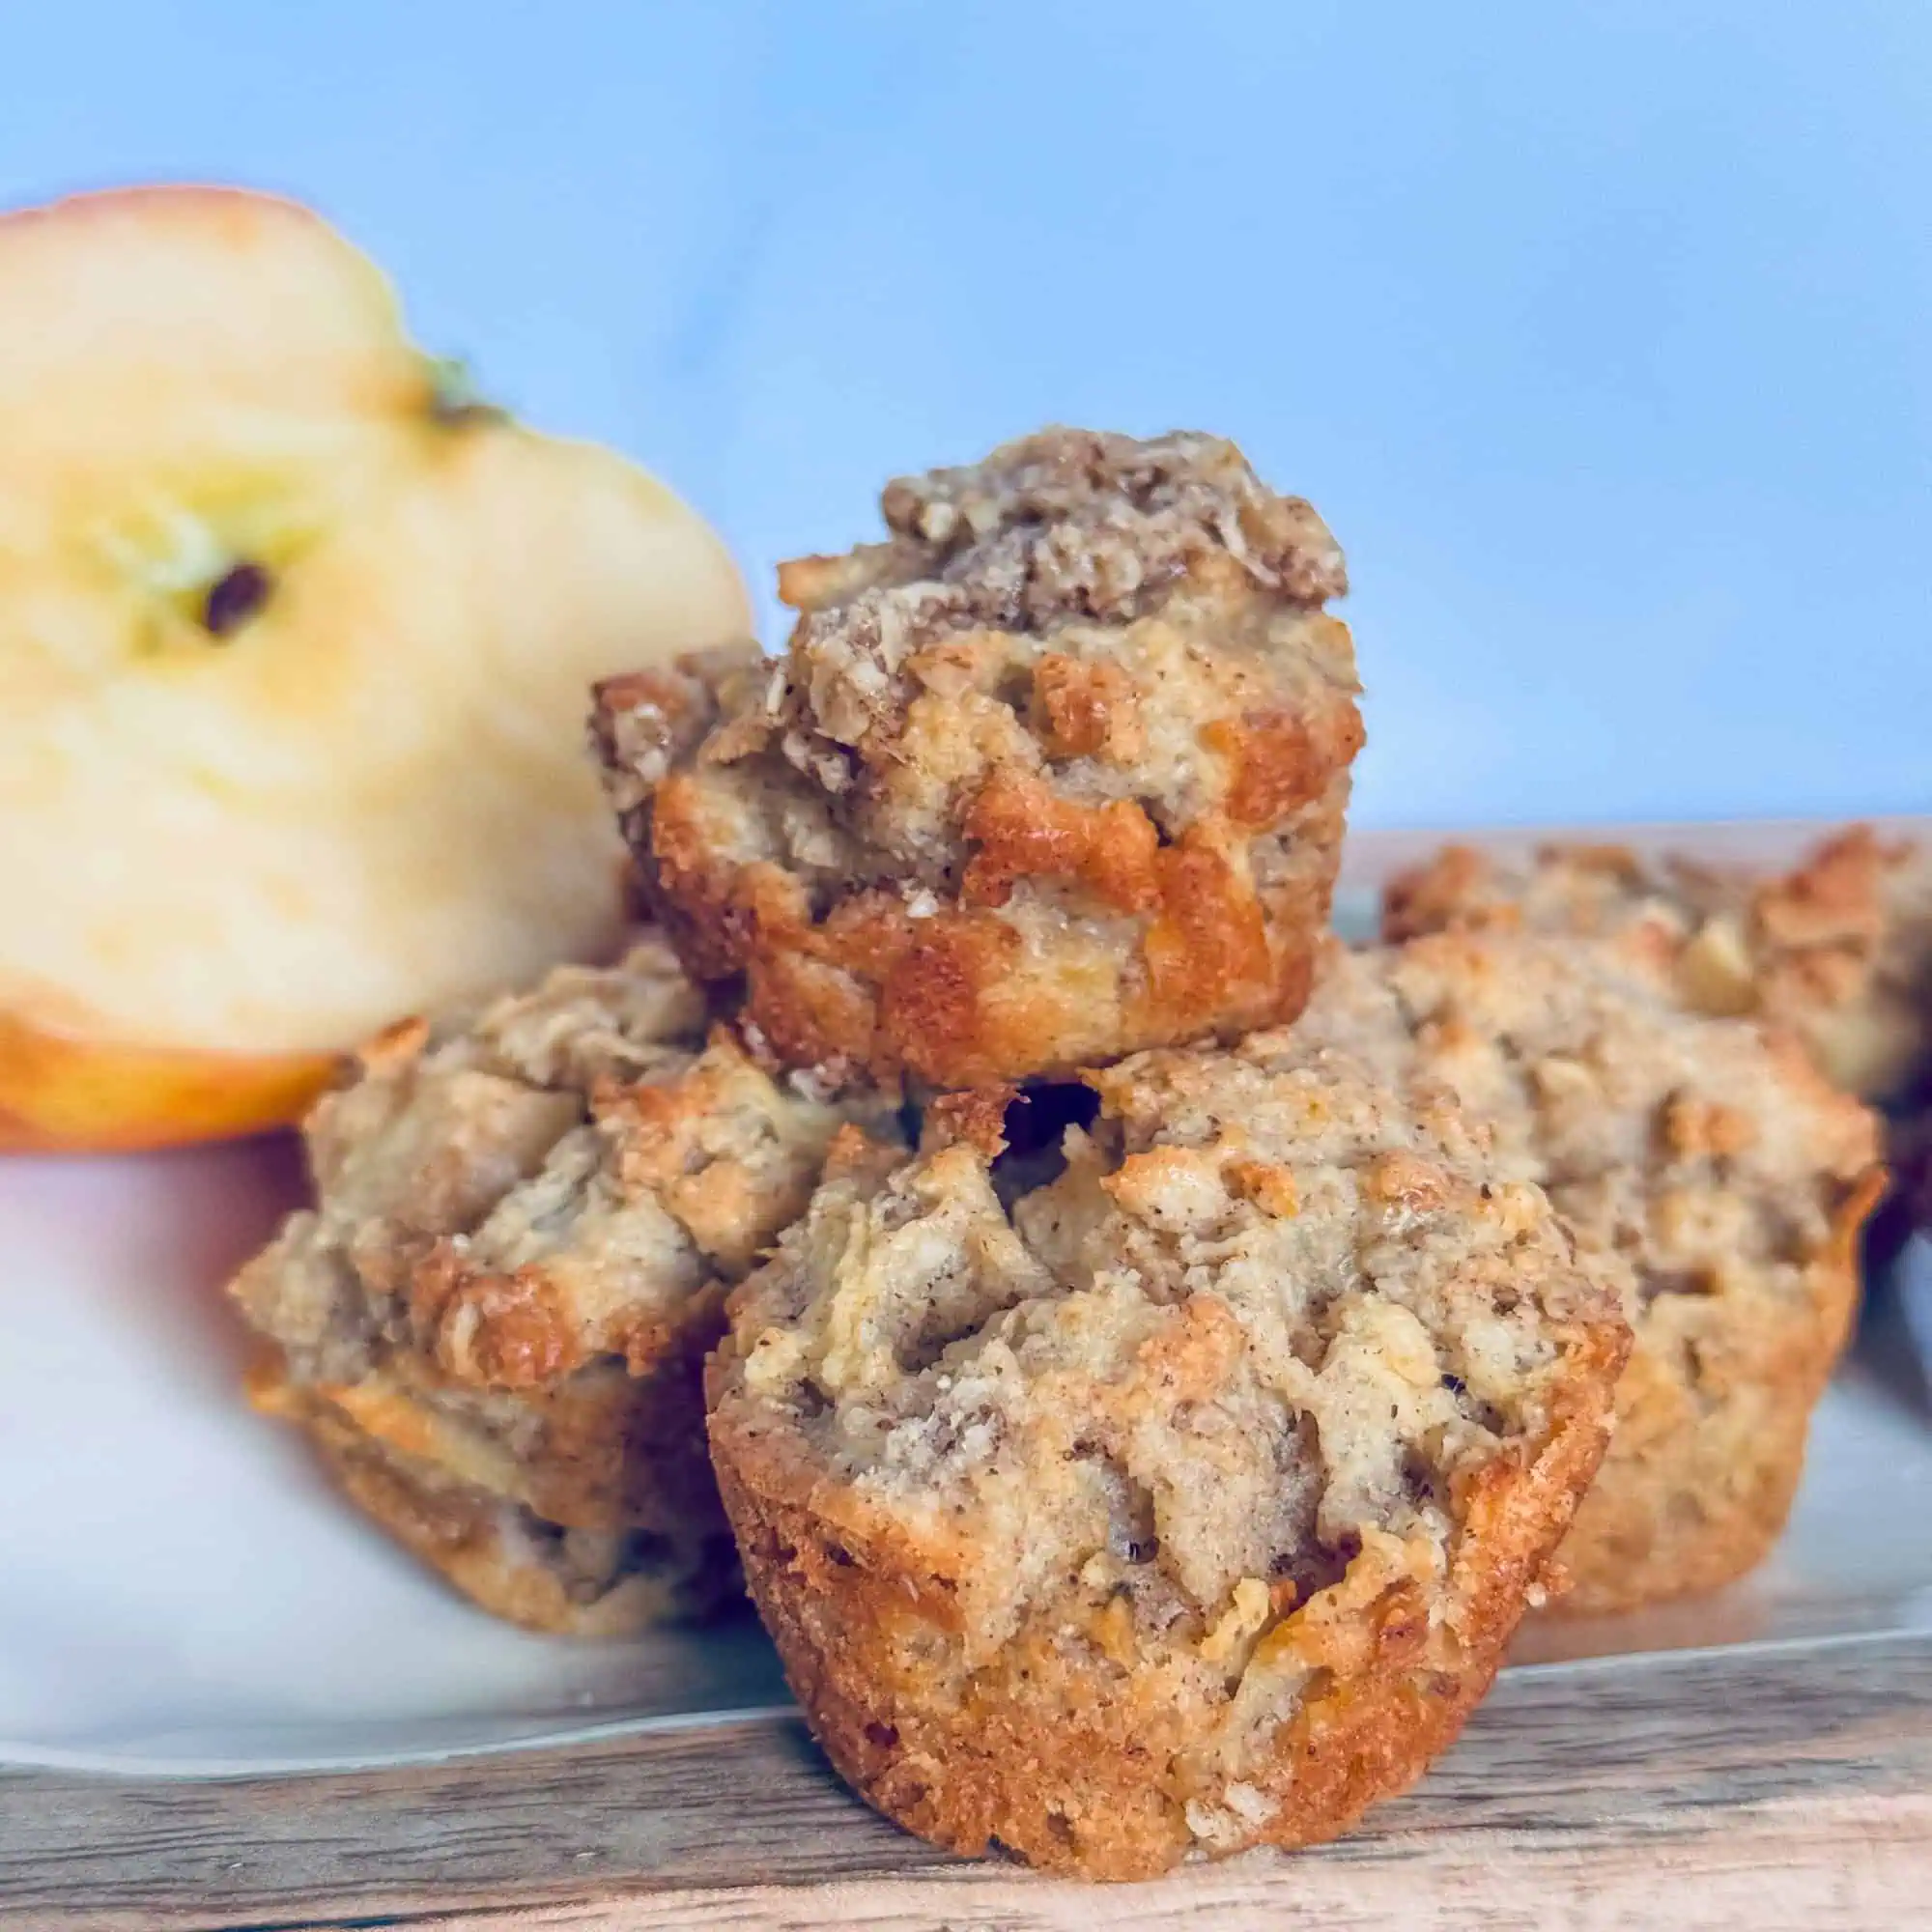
(0, 187), (750, 1150)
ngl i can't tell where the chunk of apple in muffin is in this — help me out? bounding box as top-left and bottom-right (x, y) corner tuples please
(0, 186), (748, 1151)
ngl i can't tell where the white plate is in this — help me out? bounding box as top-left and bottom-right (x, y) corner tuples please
(4, 820), (1928, 1776)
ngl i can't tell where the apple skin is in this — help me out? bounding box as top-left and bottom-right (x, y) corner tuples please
(0, 1012), (336, 1154)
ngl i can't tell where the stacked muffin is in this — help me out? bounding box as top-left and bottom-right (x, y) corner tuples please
(230, 428), (1896, 1879)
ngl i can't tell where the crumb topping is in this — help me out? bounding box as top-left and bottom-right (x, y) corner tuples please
(230, 934), (898, 1542)
(1380, 829), (1932, 1099)
(596, 428), (1363, 1088)
(725, 1030), (1622, 1667)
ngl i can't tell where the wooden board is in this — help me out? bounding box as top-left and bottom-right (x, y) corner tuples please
(4, 1633), (1927, 1929)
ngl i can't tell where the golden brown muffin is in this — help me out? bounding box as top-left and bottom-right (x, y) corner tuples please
(708, 1042), (1629, 1877)
(596, 428), (1363, 1091)
(1381, 826), (1932, 1101)
(1299, 932), (1885, 1613)
(230, 934), (902, 1634)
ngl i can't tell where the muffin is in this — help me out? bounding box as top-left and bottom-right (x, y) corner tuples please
(708, 1040), (1629, 1876)
(596, 427), (1363, 1091)
(230, 935), (902, 1635)
(1299, 932), (1885, 1613)
(1382, 826), (1932, 1101)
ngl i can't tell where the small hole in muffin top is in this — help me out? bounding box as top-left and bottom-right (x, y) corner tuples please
(989, 1082), (1102, 1207)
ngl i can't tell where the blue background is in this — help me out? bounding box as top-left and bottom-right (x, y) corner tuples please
(4, 2), (1926, 829)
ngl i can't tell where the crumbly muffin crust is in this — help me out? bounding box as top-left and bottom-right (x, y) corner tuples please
(229, 934), (899, 1634)
(708, 1040), (1628, 1876)
(252, 1365), (740, 1635)
(1382, 827), (1932, 1100)
(1300, 931), (1885, 1613)
(596, 428), (1363, 1090)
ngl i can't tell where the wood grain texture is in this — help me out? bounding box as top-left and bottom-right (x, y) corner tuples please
(4, 1634), (1927, 1930)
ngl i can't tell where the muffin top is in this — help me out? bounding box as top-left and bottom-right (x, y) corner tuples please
(1298, 930), (1883, 1314)
(1381, 828), (1931, 1099)
(597, 428), (1362, 1088)
(230, 935), (897, 1400)
(1382, 841), (1686, 952)
(716, 1026), (1628, 1690)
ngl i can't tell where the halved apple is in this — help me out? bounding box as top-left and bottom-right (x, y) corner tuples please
(0, 186), (750, 1151)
